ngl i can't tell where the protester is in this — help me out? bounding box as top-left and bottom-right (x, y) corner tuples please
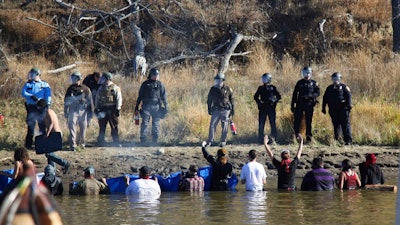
(291, 66), (320, 143)
(21, 67), (51, 149)
(37, 99), (70, 174)
(178, 165), (205, 192)
(95, 72), (122, 146)
(240, 150), (267, 191)
(40, 164), (63, 195)
(338, 159), (361, 190)
(64, 71), (94, 150)
(201, 141), (233, 191)
(264, 134), (303, 190)
(206, 73), (234, 147)
(322, 72), (353, 145)
(125, 166), (161, 198)
(301, 157), (335, 191)
(254, 73), (281, 144)
(134, 68), (168, 145)
(69, 166), (110, 195)
(0, 147), (34, 180)
(359, 153), (384, 187)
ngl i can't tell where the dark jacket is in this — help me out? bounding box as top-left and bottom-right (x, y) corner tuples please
(291, 79), (320, 109)
(135, 79), (168, 109)
(202, 147), (233, 191)
(322, 83), (352, 111)
(207, 84), (234, 112)
(254, 84), (281, 110)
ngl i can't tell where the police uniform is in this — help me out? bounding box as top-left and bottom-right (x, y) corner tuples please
(291, 79), (320, 141)
(95, 80), (122, 146)
(322, 83), (352, 144)
(207, 84), (234, 146)
(64, 83), (94, 150)
(254, 84), (281, 143)
(135, 79), (168, 144)
(21, 77), (52, 149)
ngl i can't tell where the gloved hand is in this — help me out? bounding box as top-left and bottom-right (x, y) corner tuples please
(322, 108), (326, 114)
(291, 107), (295, 113)
(208, 109), (212, 116)
(64, 112), (68, 119)
(134, 105), (139, 112)
(31, 95), (38, 102)
(230, 109), (235, 117)
(114, 109), (120, 117)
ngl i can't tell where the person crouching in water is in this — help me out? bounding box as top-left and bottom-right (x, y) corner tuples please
(358, 153), (385, 187)
(178, 165), (205, 192)
(338, 159), (361, 190)
(201, 141), (233, 191)
(264, 134), (303, 191)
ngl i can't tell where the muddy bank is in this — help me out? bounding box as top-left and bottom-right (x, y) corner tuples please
(0, 143), (399, 190)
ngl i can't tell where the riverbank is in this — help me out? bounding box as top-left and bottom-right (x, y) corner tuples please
(0, 143), (399, 189)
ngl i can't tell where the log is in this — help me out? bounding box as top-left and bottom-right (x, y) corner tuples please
(365, 184), (397, 192)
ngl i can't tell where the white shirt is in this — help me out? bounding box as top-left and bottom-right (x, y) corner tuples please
(240, 161), (267, 191)
(125, 178), (161, 200)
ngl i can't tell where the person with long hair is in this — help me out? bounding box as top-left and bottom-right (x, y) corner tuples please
(201, 141), (233, 191)
(0, 147), (34, 180)
(338, 159), (361, 190)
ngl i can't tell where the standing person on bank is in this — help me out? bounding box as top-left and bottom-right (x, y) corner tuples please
(64, 72), (94, 151)
(322, 72), (353, 145)
(21, 67), (51, 149)
(254, 73), (281, 144)
(240, 149), (267, 191)
(82, 72), (102, 126)
(95, 72), (122, 146)
(291, 67), (320, 143)
(37, 99), (70, 174)
(206, 73), (234, 147)
(301, 157), (335, 191)
(134, 68), (168, 145)
(264, 134), (303, 191)
(201, 141), (233, 191)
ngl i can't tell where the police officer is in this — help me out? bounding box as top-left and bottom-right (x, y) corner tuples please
(94, 72), (122, 146)
(134, 68), (168, 145)
(291, 66), (320, 143)
(322, 72), (352, 145)
(21, 67), (51, 149)
(82, 72), (101, 126)
(64, 72), (94, 150)
(254, 73), (281, 144)
(206, 73), (234, 147)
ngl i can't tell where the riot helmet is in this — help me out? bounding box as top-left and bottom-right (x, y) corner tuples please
(29, 67), (41, 80)
(331, 72), (342, 83)
(70, 71), (82, 84)
(261, 73), (272, 84)
(301, 66), (312, 79)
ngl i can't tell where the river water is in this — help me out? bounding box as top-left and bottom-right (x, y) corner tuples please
(55, 178), (397, 225)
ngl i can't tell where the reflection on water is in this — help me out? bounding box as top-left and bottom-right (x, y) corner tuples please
(57, 179), (397, 225)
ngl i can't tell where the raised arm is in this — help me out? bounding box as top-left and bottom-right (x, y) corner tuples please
(201, 141), (215, 164)
(295, 134), (304, 159)
(264, 135), (274, 161)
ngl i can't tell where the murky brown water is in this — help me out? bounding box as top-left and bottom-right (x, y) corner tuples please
(56, 178), (397, 225)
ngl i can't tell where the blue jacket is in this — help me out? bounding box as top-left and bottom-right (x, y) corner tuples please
(21, 80), (52, 105)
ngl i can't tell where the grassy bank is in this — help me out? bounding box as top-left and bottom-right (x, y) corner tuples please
(0, 45), (399, 149)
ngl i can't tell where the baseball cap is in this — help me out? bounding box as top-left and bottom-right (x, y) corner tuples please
(44, 164), (56, 176)
(139, 166), (151, 176)
(84, 166), (95, 175)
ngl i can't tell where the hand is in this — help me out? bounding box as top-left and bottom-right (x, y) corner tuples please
(114, 109), (120, 117)
(201, 141), (207, 148)
(95, 108), (101, 113)
(296, 133), (303, 143)
(208, 109), (212, 116)
(290, 107), (295, 113)
(134, 106), (139, 112)
(264, 135), (269, 145)
(30, 95), (38, 102)
(322, 108), (326, 114)
(230, 109), (235, 117)
(64, 113), (68, 119)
